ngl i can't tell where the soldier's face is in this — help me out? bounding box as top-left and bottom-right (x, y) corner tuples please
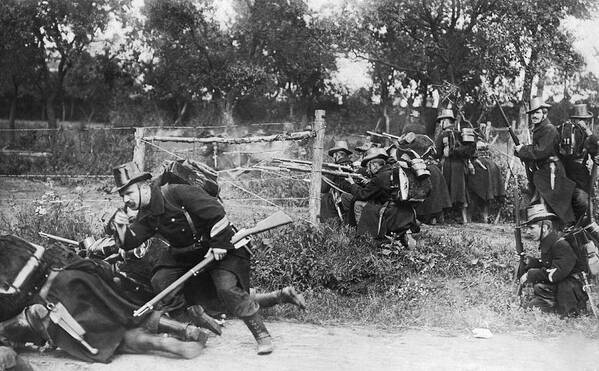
(529, 109), (545, 125)
(120, 183), (150, 210)
(524, 222), (543, 241)
(332, 151), (345, 162)
(368, 161), (383, 174)
(440, 119), (453, 129)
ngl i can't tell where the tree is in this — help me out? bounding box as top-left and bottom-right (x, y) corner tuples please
(140, 0), (275, 126)
(234, 0), (338, 122)
(0, 0), (42, 136)
(30, 0), (129, 128)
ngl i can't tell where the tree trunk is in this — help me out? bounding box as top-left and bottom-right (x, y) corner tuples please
(519, 50), (538, 129)
(217, 98), (235, 127)
(9, 80), (18, 143)
(174, 101), (188, 126)
(46, 94), (57, 129)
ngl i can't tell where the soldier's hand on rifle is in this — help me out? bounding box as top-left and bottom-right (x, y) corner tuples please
(346, 175), (355, 185)
(519, 272), (528, 285)
(514, 144), (523, 154)
(205, 247), (227, 261)
(88, 237), (117, 256)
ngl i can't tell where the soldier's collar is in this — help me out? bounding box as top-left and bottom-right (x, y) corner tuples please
(148, 184), (165, 215)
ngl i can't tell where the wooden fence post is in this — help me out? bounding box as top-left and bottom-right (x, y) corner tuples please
(133, 127), (146, 171)
(309, 110), (325, 225)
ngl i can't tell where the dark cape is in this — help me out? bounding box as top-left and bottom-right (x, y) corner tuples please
(416, 161), (452, 217)
(467, 157), (505, 202)
(44, 260), (156, 363)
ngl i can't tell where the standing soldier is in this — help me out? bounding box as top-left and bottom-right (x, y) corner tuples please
(515, 97), (576, 226)
(320, 140), (355, 224)
(434, 109), (476, 224)
(107, 162), (275, 355)
(556, 103), (599, 223)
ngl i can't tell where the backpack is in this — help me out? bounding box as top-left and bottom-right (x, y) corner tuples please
(558, 121), (586, 158)
(389, 164), (432, 203)
(562, 228), (599, 277)
(158, 159), (220, 198)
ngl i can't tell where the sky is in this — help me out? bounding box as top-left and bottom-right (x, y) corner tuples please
(106, 0), (599, 96)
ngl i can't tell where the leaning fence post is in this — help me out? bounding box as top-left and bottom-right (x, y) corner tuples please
(133, 127), (146, 171)
(309, 110), (325, 225)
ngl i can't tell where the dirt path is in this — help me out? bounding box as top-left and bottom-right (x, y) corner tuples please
(18, 320), (599, 371)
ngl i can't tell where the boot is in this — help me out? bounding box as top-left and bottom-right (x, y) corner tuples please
(186, 305), (223, 336)
(157, 316), (208, 346)
(242, 313), (273, 355)
(253, 287), (306, 310)
(0, 305), (49, 346)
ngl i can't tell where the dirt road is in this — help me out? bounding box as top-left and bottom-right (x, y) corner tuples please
(18, 320), (599, 371)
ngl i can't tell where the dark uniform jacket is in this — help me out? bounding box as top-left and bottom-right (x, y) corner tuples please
(517, 120), (575, 224)
(434, 128), (476, 205)
(525, 231), (587, 316)
(320, 157), (355, 222)
(121, 182), (249, 289)
(556, 121), (599, 191)
(350, 164), (417, 238)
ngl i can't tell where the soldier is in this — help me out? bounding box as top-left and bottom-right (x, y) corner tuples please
(346, 148), (419, 247)
(556, 103), (599, 222)
(467, 142), (505, 223)
(107, 162), (304, 355)
(0, 235), (208, 363)
(397, 134), (451, 224)
(515, 97), (576, 226)
(434, 109), (476, 224)
(320, 140), (355, 224)
(518, 204), (588, 316)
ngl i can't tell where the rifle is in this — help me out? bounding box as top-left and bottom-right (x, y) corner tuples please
(366, 131), (415, 144)
(277, 163), (368, 182)
(133, 211), (294, 317)
(582, 272), (598, 319)
(514, 188), (525, 297)
(495, 97), (520, 146)
(39, 232), (97, 253)
(273, 157), (353, 172)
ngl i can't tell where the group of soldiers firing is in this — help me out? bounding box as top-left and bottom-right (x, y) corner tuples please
(320, 97), (599, 317)
(319, 107), (506, 247)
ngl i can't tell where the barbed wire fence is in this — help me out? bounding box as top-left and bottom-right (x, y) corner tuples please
(0, 112), (328, 226)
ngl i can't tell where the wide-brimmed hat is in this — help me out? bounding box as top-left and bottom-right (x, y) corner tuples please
(436, 109), (455, 121)
(328, 140), (353, 157)
(526, 97), (551, 114)
(355, 142), (373, 153)
(570, 104), (593, 119)
(111, 161), (152, 193)
(361, 147), (388, 167)
(522, 203), (557, 226)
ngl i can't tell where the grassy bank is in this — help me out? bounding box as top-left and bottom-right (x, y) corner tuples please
(2, 186), (599, 339)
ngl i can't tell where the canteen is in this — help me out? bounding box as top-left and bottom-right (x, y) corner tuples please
(411, 158), (430, 180)
(461, 127), (476, 143)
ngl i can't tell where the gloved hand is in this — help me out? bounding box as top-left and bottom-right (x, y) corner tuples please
(205, 248), (227, 261)
(88, 237), (117, 256)
(0, 346), (17, 371)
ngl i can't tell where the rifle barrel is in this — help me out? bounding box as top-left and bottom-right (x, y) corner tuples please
(39, 232), (79, 246)
(495, 99), (520, 146)
(274, 157), (353, 172)
(279, 164), (365, 180)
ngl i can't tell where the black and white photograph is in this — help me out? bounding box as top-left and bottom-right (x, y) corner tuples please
(1, 0), (599, 370)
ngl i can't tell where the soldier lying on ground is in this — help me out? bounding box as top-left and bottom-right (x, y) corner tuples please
(105, 161), (305, 355)
(0, 235), (208, 364)
(517, 205), (588, 316)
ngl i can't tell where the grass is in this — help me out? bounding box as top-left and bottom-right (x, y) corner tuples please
(2, 178), (599, 340)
